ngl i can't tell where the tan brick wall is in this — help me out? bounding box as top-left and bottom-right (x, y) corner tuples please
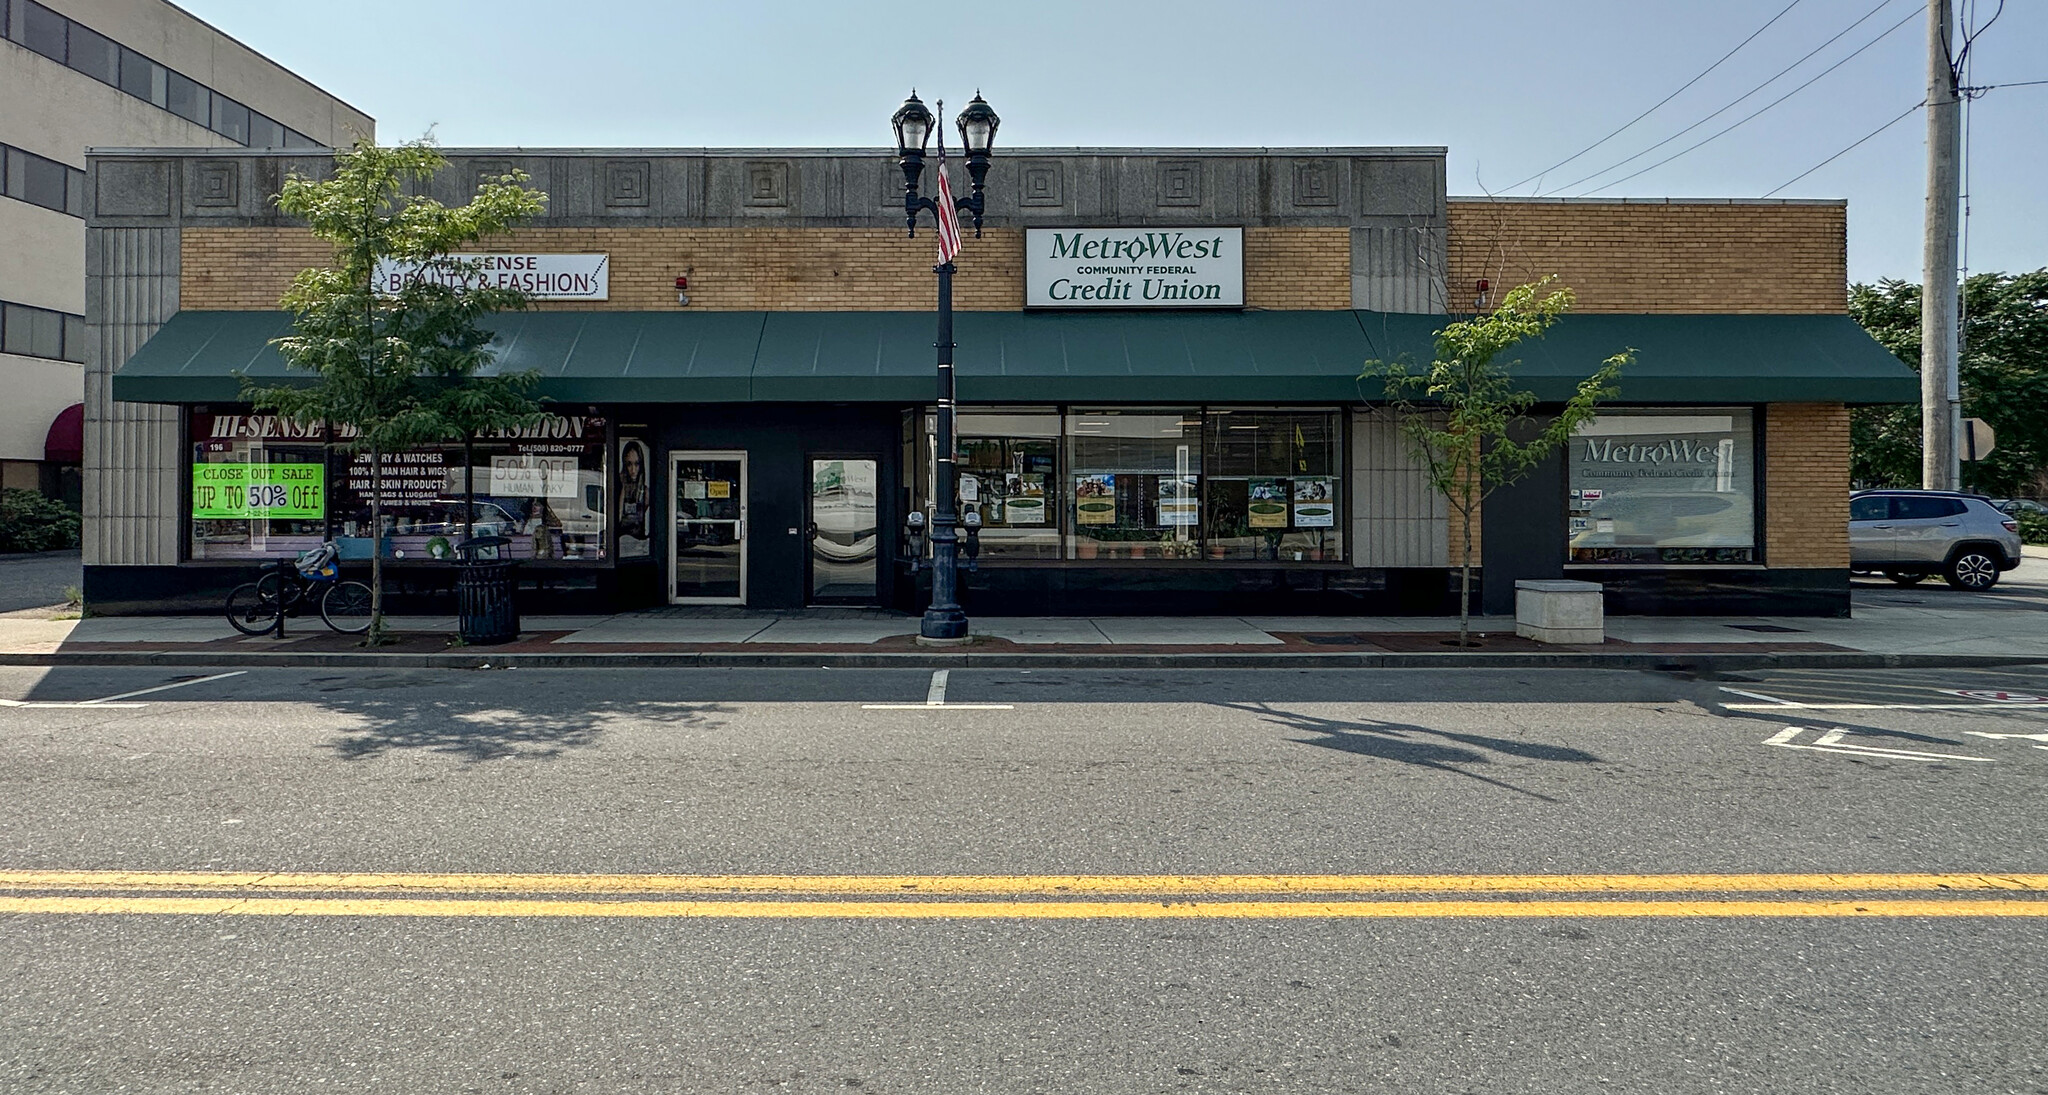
(181, 226), (1353, 312)
(1764, 403), (1850, 568)
(1446, 201), (1846, 314)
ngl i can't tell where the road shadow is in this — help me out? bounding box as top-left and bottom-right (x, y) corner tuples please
(1213, 701), (1604, 802)
(318, 695), (731, 763)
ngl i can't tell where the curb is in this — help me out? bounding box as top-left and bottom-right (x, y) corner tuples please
(1, 651), (2042, 671)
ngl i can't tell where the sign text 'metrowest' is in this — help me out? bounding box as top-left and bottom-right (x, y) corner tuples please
(373, 254), (610, 300)
(1025, 228), (1243, 309)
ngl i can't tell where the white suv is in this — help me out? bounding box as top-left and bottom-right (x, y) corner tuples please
(1849, 490), (2024, 590)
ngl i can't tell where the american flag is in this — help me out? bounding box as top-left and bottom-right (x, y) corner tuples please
(934, 147), (963, 264)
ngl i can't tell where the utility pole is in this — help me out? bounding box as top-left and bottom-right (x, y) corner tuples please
(1921, 0), (1962, 491)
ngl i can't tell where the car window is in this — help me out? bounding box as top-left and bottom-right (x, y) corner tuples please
(1849, 497), (1889, 522)
(1893, 497), (1965, 520)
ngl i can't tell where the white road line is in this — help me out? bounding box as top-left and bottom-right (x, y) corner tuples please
(926, 670), (949, 707)
(1965, 731), (2048, 743)
(1727, 702), (2047, 711)
(1765, 726), (1994, 763)
(84, 671), (247, 705)
(0, 700), (146, 709)
(1720, 687), (1797, 706)
(860, 703), (1015, 710)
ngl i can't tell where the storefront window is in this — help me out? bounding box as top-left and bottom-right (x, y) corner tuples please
(1064, 409), (1202, 560)
(1203, 409), (1343, 562)
(187, 410), (610, 564)
(1567, 408), (1756, 564)
(911, 405), (1345, 565)
(328, 415), (610, 562)
(188, 412), (329, 560)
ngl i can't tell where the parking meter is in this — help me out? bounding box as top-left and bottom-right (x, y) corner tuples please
(962, 509), (982, 572)
(905, 510), (927, 573)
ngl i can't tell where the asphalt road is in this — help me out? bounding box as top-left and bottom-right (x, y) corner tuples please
(0, 549), (80, 613)
(2, 665), (2045, 1093)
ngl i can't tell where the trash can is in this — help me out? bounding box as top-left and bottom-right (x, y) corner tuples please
(454, 535), (520, 645)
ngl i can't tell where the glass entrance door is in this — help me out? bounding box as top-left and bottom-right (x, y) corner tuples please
(808, 457), (879, 603)
(670, 452), (746, 604)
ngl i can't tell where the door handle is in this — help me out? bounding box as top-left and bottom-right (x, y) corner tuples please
(807, 523), (819, 540)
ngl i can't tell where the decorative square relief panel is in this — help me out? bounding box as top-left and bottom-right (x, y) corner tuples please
(605, 160), (651, 207)
(1018, 161), (1064, 207)
(192, 161), (239, 208)
(1291, 159), (1339, 207)
(1156, 161), (1200, 207)
(468, 160), (515, 195)
(744, 161), (790, 207)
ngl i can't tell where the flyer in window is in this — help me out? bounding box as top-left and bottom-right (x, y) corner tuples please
(707, 480), (731, 499)
(1248, 478), (1288, 528)
(1075, 474), (1116, 525)
(1157, 475), (1198, 526)
(1006, 474), (1047, 525)
(1292, 476), (1335, 528)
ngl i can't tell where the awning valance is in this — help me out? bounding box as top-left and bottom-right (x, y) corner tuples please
(112, 309), (1918, 406)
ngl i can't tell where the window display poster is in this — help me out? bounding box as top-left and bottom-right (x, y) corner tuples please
(1248, 478), (1288, 528)
(617, 438), (652, 558)
(1005, 473), (1047, 525)
(1157, 475), (1199, 526)
(1075, 474), (1117, 525)
(489, 454), (577, 498)
(960, 474), (980, 503)
(1292, 476), (1335, 528)
(191, 463), (325, 520)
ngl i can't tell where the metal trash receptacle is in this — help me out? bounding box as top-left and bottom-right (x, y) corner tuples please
(454, 535), (520, 645)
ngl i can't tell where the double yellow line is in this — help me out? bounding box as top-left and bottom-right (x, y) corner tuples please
(1, 871), (2044, 919)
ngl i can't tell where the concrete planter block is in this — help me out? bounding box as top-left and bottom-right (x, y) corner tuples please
(1515, 579), (1605, 644)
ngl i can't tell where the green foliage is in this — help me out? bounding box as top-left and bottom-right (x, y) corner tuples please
(1847, 271), (2048, 495)
(241, 137), (548, 642)
(2017, 510), (2048, 546)
(0, 489), (82, 553)
(1363, 278), (1631, 643)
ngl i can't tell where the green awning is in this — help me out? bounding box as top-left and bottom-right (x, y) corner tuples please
(114, 308), (1918, 406)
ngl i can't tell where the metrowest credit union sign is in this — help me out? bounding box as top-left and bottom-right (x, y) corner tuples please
(1025, 228), (1243, 308)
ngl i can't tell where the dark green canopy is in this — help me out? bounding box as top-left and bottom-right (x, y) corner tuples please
(113, 308), (1918, 405)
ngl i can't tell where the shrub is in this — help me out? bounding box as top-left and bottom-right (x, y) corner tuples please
(0, 488), (81, 553)
(2017, 509), (2048, 546)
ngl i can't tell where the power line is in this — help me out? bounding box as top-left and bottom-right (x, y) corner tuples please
(1579, 3), (1925, 195)
(1966, 77), (2048, 90)
(1546, 0), (1902, 196)
(1760, 99), (1924, 196)
(1499, 0), (1807, 193)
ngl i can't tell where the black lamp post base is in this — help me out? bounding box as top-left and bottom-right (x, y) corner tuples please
(918, 607), (969, 641)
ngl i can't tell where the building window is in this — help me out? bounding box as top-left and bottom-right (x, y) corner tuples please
(1, 144), (86, 217)
(188, 412), (331, 561)
(64, 19), (117, 85)
(1, 300), (82, 362)
(1567, 407), (1758, 564)
(165, 70), (210, 127)
(118, 46), (167, 106)
(911, 406), (1344, 564)
(212, 95), (251, 145)
(20, 0), (64, 62)
(249, 111), (286, 149)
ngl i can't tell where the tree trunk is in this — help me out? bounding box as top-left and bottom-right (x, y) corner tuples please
(1458, 506), (1473, 647)
(368, 445), (386, 645)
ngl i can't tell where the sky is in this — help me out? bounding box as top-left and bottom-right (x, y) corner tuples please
(180, 0), (2046, 285)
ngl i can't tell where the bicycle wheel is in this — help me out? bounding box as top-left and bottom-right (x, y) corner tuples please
(320, 580), (374, 634)
(225, 583), (282, 635)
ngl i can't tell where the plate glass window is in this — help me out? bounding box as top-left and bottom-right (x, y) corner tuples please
(119, 47), (167, 106)
(1066, 410), (1202, 560)
(166, 71), (209, 126)
(21, 0), (64, 61)
(211, 95), (251, 144)
(1203, 409), (1343, 561)
(65, 20), (117, 84)
(1567, 408), (1757, 564)
(918, 410), (1062, 559)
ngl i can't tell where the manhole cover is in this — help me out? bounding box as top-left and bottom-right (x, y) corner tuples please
(1726, 624), (1805, 634)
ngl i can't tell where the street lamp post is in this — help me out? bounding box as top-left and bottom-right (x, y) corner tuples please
(893, 91), (999, 643)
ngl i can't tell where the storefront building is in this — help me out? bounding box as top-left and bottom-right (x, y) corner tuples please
(84, 146), (1916, 617)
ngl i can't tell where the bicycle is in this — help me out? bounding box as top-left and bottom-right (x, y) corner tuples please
(223, 541), (374, 636)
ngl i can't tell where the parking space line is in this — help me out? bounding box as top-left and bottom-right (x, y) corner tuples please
(926, 670), (948, 706)
(1765, 726), (1995, 762)
(84, 671), (247, 704)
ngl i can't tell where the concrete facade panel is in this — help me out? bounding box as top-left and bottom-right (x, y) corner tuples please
(1, 41), (231, 167)
(0, 201), (84, 311)
(0, 353), (84, 462)
(1350, 409), (1449, 568)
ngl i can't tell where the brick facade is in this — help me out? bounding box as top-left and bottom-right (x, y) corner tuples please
(1446, 199), (1846, 314)
(1764, 403), (1851, 569)
(180, 226), (1352, 313)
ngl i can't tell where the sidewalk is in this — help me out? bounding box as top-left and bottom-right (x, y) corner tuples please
(3, 556), (2041, 669)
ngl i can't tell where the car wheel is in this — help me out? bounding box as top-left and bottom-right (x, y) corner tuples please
(1884, 571), (1928, 586)
(1944, 549), (2000, 591)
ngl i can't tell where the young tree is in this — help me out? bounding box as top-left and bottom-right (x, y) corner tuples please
(1848, 271), (2048, 495)
(243, 138), (548, 644)
(1363, 278), (1630, 646)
